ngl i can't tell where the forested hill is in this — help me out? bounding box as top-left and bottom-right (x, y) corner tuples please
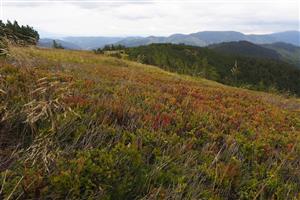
(126, 43), (300, 96)
(208, 41), (300, 68)
(208, 41), (281, 60)
(262, 42), (300, 68)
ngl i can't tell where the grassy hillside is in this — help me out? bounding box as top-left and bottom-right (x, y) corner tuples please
(0, 47), (300, 199)
(126, 43), (300, 96)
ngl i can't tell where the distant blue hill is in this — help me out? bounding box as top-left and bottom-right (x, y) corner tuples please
(39, 30), (300, 50)
(116, 31), (300, 47)
(38, 38), (82, 50)
(62, 36), (124, 50)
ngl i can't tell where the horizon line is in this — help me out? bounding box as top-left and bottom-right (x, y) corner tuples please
(39, 30), (300, 39)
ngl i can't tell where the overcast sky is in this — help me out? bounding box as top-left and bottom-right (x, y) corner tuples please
(1, 0), (299, 37)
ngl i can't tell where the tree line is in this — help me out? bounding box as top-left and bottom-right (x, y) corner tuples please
(0, 20), (40, 55)
(93, 44), (126, 54)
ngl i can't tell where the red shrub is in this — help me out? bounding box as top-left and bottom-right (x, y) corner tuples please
(63, 95), (90, 106)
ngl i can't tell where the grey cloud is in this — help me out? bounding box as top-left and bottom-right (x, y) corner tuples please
(2, 0), (299, 36)
(3, 0), (154, 9)
(71, 1), (155, 10)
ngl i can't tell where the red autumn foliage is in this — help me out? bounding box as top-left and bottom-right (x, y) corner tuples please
(63, 95), (90, 106)
(152, 112), (173, 130)
(190, 90), (204, 100)
(84, 79), (95, 88)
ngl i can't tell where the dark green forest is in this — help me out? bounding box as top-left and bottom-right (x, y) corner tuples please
(126, 43), (300, 96)
(208, 41), (281, 60)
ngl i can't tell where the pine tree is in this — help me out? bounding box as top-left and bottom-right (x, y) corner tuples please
(52, 40), (64, 49)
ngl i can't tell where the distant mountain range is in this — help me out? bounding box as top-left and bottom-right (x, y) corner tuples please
(38, 38), (82, 50)
(116, 31), (300, 47)
(38, 37), (123, 50)
(38, 30), (300, 50)
(62, 36), (123, 50)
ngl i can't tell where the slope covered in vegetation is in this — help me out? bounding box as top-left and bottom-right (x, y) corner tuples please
(0, 47), (300, 199)
(208, 41), (300, 69)
(0, 20), (39, 56)
(126, 43), (300, 96)
(262, 42), (300, 68)
(208, 41), (281, 60)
